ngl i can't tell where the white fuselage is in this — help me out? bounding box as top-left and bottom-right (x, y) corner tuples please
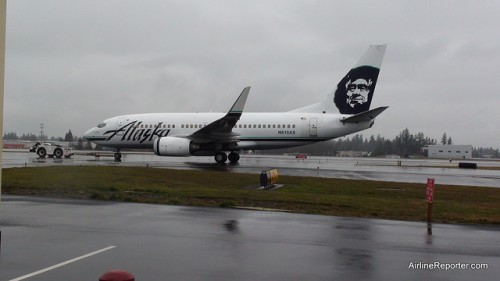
(83, 45), (387, 162)
(84, 112), (373, 154)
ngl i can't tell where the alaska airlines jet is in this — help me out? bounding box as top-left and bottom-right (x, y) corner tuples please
(84, 45), (388, 163)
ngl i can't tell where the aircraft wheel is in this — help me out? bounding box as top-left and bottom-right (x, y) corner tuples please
(53, 148), (63, 158)
(114, 152), (122, 162)
(228, 152), (240, 164)
(215, 152), (227, 164)
(37, 147), (47, 158)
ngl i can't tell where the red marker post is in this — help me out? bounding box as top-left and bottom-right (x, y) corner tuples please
(426, 178), (435, 223)
(99, 270), (135, 281)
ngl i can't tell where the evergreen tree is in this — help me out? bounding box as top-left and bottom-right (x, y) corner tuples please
(3, 132), (18, 140)
(64, 130), (74, 142)
(77, 138), (84, 150)
(441, 133), (447, 145)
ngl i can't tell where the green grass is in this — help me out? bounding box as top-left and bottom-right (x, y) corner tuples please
(2, 166), (500, 225)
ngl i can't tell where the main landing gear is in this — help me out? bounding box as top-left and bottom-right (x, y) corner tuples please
(114, 150), (122, 162)
(215, 151), (240, 164)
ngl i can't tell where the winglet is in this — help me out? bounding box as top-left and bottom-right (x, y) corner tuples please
(229, 86), (250, 114)
(188, 87), (251, 141)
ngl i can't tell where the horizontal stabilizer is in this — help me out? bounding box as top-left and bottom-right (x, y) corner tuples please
(340, 106), (388, 123)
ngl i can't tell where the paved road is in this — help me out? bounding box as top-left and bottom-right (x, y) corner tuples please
(1, 196), (498, 281)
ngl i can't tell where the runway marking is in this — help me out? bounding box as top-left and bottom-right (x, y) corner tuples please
(9, 246), (116, 281)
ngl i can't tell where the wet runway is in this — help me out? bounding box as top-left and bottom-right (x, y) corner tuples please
(1, 195), (498, 281)
(3, 150), (500, 187)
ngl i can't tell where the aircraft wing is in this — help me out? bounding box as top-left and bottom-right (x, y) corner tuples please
(340, 106), (389, 123)
(188, 87), (250, 142)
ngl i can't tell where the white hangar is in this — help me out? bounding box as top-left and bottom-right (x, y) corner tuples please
(425, 145), (472, 159)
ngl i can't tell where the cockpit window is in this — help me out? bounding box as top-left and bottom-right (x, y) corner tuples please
(97, 122), (106, 128)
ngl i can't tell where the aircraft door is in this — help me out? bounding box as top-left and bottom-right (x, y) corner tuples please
(116, 117), (127, 136)
(309, 117), (318, 137)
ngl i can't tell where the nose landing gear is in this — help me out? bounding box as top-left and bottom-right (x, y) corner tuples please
(114, 150), (122, 162)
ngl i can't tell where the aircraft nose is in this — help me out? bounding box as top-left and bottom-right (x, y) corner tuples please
(83, 128), (97, 141)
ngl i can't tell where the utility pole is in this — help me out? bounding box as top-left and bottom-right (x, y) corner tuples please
(0, 0), (8, 249)
(40, 123), (45, 140)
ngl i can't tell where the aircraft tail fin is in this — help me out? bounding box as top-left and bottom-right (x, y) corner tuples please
(291, 44), (386, 114)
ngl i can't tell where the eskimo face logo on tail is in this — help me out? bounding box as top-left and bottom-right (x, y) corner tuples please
(334, 66), (380, 114)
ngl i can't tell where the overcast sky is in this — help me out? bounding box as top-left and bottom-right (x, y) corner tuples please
(4, 0), (500, 148)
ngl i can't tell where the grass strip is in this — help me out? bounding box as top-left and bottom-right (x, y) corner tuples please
(2, 166), (499, 225)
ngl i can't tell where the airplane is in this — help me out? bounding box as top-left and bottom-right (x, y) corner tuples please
(84, 44), (388, 164)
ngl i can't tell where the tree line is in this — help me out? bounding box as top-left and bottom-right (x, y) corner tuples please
(3, 130), (92, 150)
(259, 128), (499, 158)
(3, 130), (76, 142)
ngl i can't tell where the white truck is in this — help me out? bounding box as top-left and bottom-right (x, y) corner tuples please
(29, 142), (74, 158)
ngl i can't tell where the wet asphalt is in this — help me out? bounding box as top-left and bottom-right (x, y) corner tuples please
(0, 195), (499, 281)
(1, 151), (499, 280)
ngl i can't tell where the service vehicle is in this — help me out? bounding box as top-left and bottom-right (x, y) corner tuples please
(29, 142), (74, 158)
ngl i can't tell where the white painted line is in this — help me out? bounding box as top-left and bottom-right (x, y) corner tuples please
(9, 246), (116, 281)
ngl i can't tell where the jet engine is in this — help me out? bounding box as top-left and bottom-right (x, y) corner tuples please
(153, 136), (198, 156)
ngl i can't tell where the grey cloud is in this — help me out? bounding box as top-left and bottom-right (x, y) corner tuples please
(4, 0), (500, 148)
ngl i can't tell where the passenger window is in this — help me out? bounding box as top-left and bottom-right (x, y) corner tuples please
(277, 125), (281, 129)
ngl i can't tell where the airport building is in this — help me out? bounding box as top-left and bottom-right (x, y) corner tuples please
(425, 145), (472, 159)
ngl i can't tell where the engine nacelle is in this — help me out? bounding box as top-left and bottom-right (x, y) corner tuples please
(153, 136), (197, 156)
